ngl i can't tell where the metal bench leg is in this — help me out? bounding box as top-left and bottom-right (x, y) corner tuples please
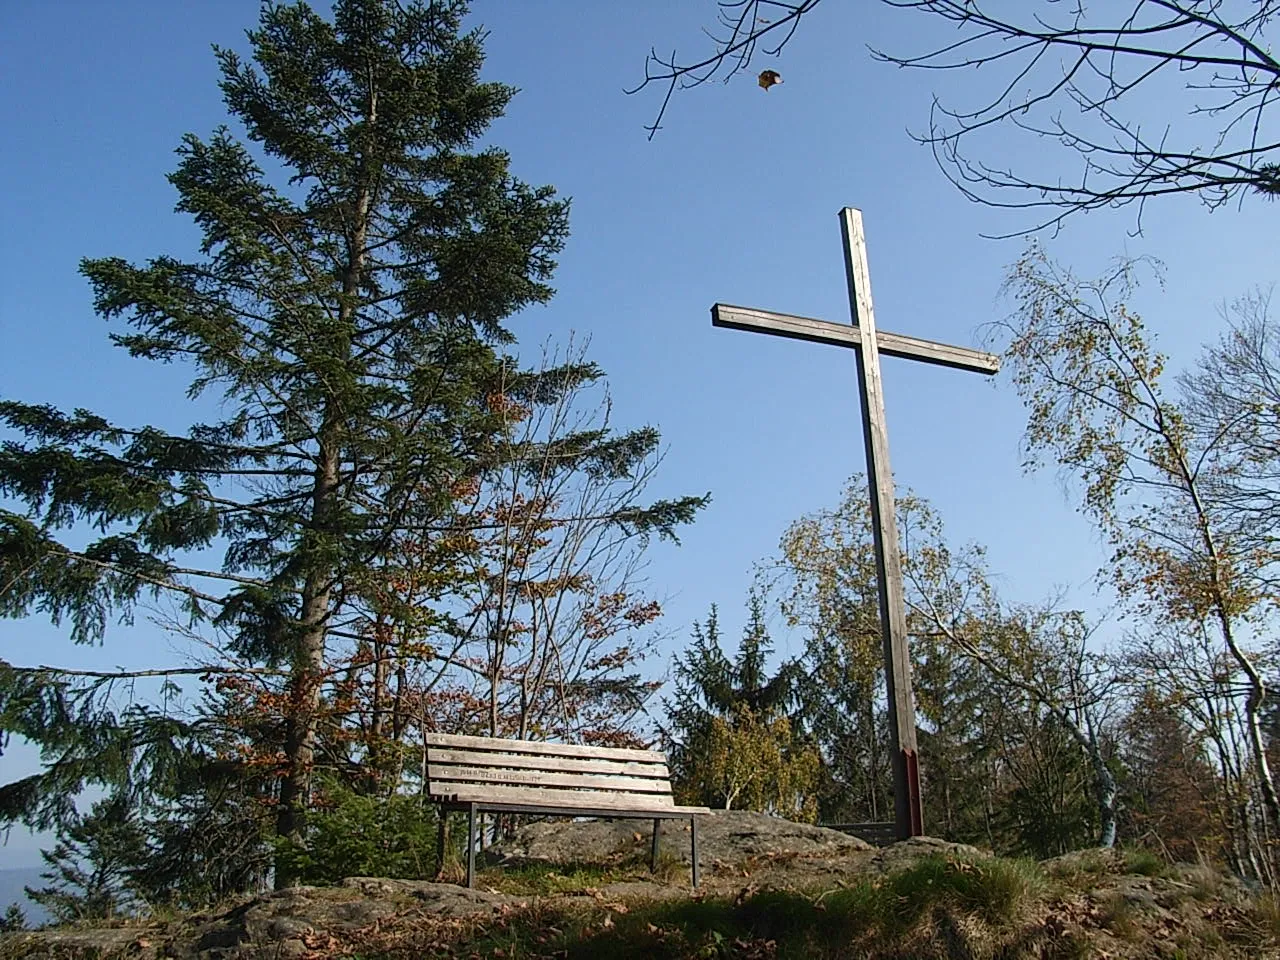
(436, 811), (447, 879)
(466, 803), (477, 890)
(690, 816), (700, 889)
(651, 818), (660, 873)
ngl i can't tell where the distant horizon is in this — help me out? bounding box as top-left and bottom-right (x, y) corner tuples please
(0, 866), (53, 927)
(2, 825), (47, 872)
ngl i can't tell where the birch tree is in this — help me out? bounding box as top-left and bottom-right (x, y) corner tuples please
(997, 247), (1280, 838)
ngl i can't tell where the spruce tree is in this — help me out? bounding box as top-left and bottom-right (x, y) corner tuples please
(0, 0), (571, 884)
(663, 597), (816, 814)
(24, 793), (145, 923)
(0, 905), (26, 934)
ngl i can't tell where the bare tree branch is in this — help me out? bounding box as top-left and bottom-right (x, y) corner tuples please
(627, 0), (824, 139)
(634, 1), (1280, 232)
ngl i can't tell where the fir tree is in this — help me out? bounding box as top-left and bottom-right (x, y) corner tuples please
(1120, 688), (1221, 862)
(0, 0), (569, 883)
(665, 595), (795, 730)
(0, 0), (705, 893)
(0, 905), (26, 933)
(24, 793), (145, 923)
(663, 596), (816, 816)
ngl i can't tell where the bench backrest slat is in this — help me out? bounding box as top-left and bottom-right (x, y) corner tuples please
(429, 765), (672, 795)
(425, 732), (664, 763)
(425, 733), (675, 811)
(427, 748), (669, 779)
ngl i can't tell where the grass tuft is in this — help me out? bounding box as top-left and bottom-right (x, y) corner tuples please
(1180, 865), (1223, 902)
(1251, 891), (1280, 940)
(1097, 891), (1141, 940)
(880, 853), (1045, 925)
(1120, 846), (1168, 878)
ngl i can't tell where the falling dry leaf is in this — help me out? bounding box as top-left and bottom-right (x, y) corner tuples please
(758, 69), (782, 90)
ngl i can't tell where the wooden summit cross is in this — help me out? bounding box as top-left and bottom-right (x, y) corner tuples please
(712, 208), (999, 839)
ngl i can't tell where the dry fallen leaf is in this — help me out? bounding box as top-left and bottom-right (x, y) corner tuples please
(758, 69), (783, 90)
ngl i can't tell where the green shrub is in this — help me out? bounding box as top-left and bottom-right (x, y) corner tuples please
(273, 783), (442, 885)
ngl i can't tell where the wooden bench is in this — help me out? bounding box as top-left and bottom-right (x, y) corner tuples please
(425, 732), (709, 889)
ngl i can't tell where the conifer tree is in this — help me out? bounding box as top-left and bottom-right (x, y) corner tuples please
(24, 793), (145, 923)
(0, 904), (26, 934)
(663, 598), (817, 816)
(1120, 688), (1221, 862)
(0, 0), (707, 890)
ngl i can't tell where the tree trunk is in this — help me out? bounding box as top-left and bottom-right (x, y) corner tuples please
(273, 90), (376, 883)
(1170, 425), (1280, 833)
(368, 629), (388, 793)
(275, 426), (341, 887)
(1091, 749), (1119, 848)
(1217, 602), (1280, 831)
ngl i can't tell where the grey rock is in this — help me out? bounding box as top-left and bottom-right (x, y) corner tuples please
(340, 877), (521, 915)
(262, 917), (312, 941)
(868, 836), (984, 873)
(0, 928), (152, 960)
(488, 810), (872, 869)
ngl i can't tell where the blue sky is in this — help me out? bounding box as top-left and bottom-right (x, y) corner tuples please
(1, 1), (1276, 868)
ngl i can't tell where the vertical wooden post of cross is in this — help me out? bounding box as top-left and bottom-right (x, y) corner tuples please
(839, 208), (924, 839)
(710, 208), (999, 840)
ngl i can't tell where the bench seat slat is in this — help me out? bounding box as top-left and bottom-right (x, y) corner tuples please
(437, 800), (710, 818)
(426, 748), (668, 779)
(428, 782), (679, 811)
(425, 732), (664, 763)
(430, 765), (672, 794)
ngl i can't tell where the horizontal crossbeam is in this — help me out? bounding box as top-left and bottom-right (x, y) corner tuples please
(711, 303), (999, 376)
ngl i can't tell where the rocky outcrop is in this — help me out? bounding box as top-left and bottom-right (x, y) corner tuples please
(864, 835), (984, 873)
(487, 809), (873, 866)
(1, 879), (525, 960)
(8, 816), (1262, 959)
